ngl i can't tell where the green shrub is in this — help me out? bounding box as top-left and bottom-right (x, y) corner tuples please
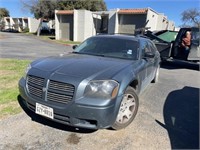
(22, 27), (29, 33)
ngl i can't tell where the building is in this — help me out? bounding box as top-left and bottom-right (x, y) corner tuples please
(55, 10), (95, 41)
(55, 8), (175, 42)
(2, 17), (40, 33)
(55, 9), (117, 41)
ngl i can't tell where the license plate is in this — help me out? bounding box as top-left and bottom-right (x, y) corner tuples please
(36, 103), (54, 119)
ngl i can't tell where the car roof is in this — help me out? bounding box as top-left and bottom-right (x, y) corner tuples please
(93, 34), (149, 42)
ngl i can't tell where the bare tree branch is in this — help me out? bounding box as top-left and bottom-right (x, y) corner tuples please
(181, 8), (200, 28)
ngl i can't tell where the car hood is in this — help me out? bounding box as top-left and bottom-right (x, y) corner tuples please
(31, 54), (138, 80)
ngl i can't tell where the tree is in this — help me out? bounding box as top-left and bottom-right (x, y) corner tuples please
(21, 0), (58, 36)
(181, 8), (200, 28)
(57, 0), (107, 11)
(21, 0), (107, 36)
(31, 0), (57, 20)
(0, 8), (10, 30)
(0, 8), (10, 19)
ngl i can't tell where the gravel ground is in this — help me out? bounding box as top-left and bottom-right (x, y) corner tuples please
(0, 32), (199, 150)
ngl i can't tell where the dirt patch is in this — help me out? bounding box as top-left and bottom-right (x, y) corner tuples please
(0, 70), (15, 76)
(67, 133), (81, 145)
(0, 34), (7, 39)
(0, 80), (18, 89)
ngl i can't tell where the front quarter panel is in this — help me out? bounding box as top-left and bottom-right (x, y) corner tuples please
(113, 60), (146, 96)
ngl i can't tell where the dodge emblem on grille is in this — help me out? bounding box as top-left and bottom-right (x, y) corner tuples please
(42, 87), (47, 92)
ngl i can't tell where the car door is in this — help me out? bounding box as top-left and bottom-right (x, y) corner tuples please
(147, 41), (158, 79)
(145, 41), (156, 82)
(139, 40), (151, 90)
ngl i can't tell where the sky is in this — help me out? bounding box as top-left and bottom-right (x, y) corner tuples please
(0, 0), (199, 27)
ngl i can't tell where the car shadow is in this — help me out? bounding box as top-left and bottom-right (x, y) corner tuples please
(17, 95), (97, 134)
(156, 86), (199, 149)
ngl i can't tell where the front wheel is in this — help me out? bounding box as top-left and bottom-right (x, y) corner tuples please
(112, 86), (139, 130)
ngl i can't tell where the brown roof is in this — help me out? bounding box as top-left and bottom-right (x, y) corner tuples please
(118, 9), (148, 14)
(56, 10), (74, 15)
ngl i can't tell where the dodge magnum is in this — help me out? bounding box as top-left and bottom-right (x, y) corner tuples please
(19, 34), (160, 130)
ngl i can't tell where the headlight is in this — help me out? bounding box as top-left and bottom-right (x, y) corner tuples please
(84, 80), (119, 99)
(23, 64), (31, 79)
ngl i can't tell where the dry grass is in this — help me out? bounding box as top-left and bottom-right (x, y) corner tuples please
(0, 101), (21, 119)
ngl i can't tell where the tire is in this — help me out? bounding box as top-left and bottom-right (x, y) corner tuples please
(152, 64), (160, 83)
(112, 86), (139, 130)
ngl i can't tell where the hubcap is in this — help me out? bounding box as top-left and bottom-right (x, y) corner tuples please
(116, 94), (136, 124)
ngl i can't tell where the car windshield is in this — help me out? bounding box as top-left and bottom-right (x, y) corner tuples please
(73, 36), (139, 60)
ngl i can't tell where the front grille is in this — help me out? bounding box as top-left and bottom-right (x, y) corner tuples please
(47, 92), (73, 104)
(27, 75), (45, 99)
(49, 80), (75, 93)
(47, 80), (75, 104)
(27, 75), (44, 86)
(26, 75), (75, 104)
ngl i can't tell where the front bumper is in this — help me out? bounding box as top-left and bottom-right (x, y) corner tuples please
(18, 77), (122, 129)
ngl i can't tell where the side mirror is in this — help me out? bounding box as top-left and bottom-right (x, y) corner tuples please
(144, 52), (155, 58)
(72, 45), (78, 49)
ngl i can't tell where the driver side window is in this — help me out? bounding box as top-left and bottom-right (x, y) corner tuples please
(141, 40), (151, 57)
(148, 41), (156, 54)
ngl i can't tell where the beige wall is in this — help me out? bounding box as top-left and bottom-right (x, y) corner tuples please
(117, 14), (145, 34)
(108, 9), (118, 34)
(55, 8), (176, 42)
(74, 10), (95, 41)
(55, 12), (73, 41)
(28, 18), (40, 33)
(167, 20), (175, 30)
(156, 14), (164, 31)
(2, 17), (40, 32)
(55, 10), (60, 40)
(146, 9), (159, 31)
(4, 17), (11, 29)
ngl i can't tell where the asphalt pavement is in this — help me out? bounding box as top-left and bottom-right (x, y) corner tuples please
(0, 32), (199, 150)
(0, 32), (73, 60)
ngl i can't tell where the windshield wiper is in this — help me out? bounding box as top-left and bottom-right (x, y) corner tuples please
(72, 51), (105, 57)
(92, 54), (105, 57)
(72, 51), (81, 54)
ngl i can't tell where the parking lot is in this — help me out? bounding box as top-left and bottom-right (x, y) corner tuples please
(0, 32), (199, 149)
(0, 32), (73, 60)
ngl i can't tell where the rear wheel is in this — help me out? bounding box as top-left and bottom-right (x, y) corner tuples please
(112, 86), (139, 130)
